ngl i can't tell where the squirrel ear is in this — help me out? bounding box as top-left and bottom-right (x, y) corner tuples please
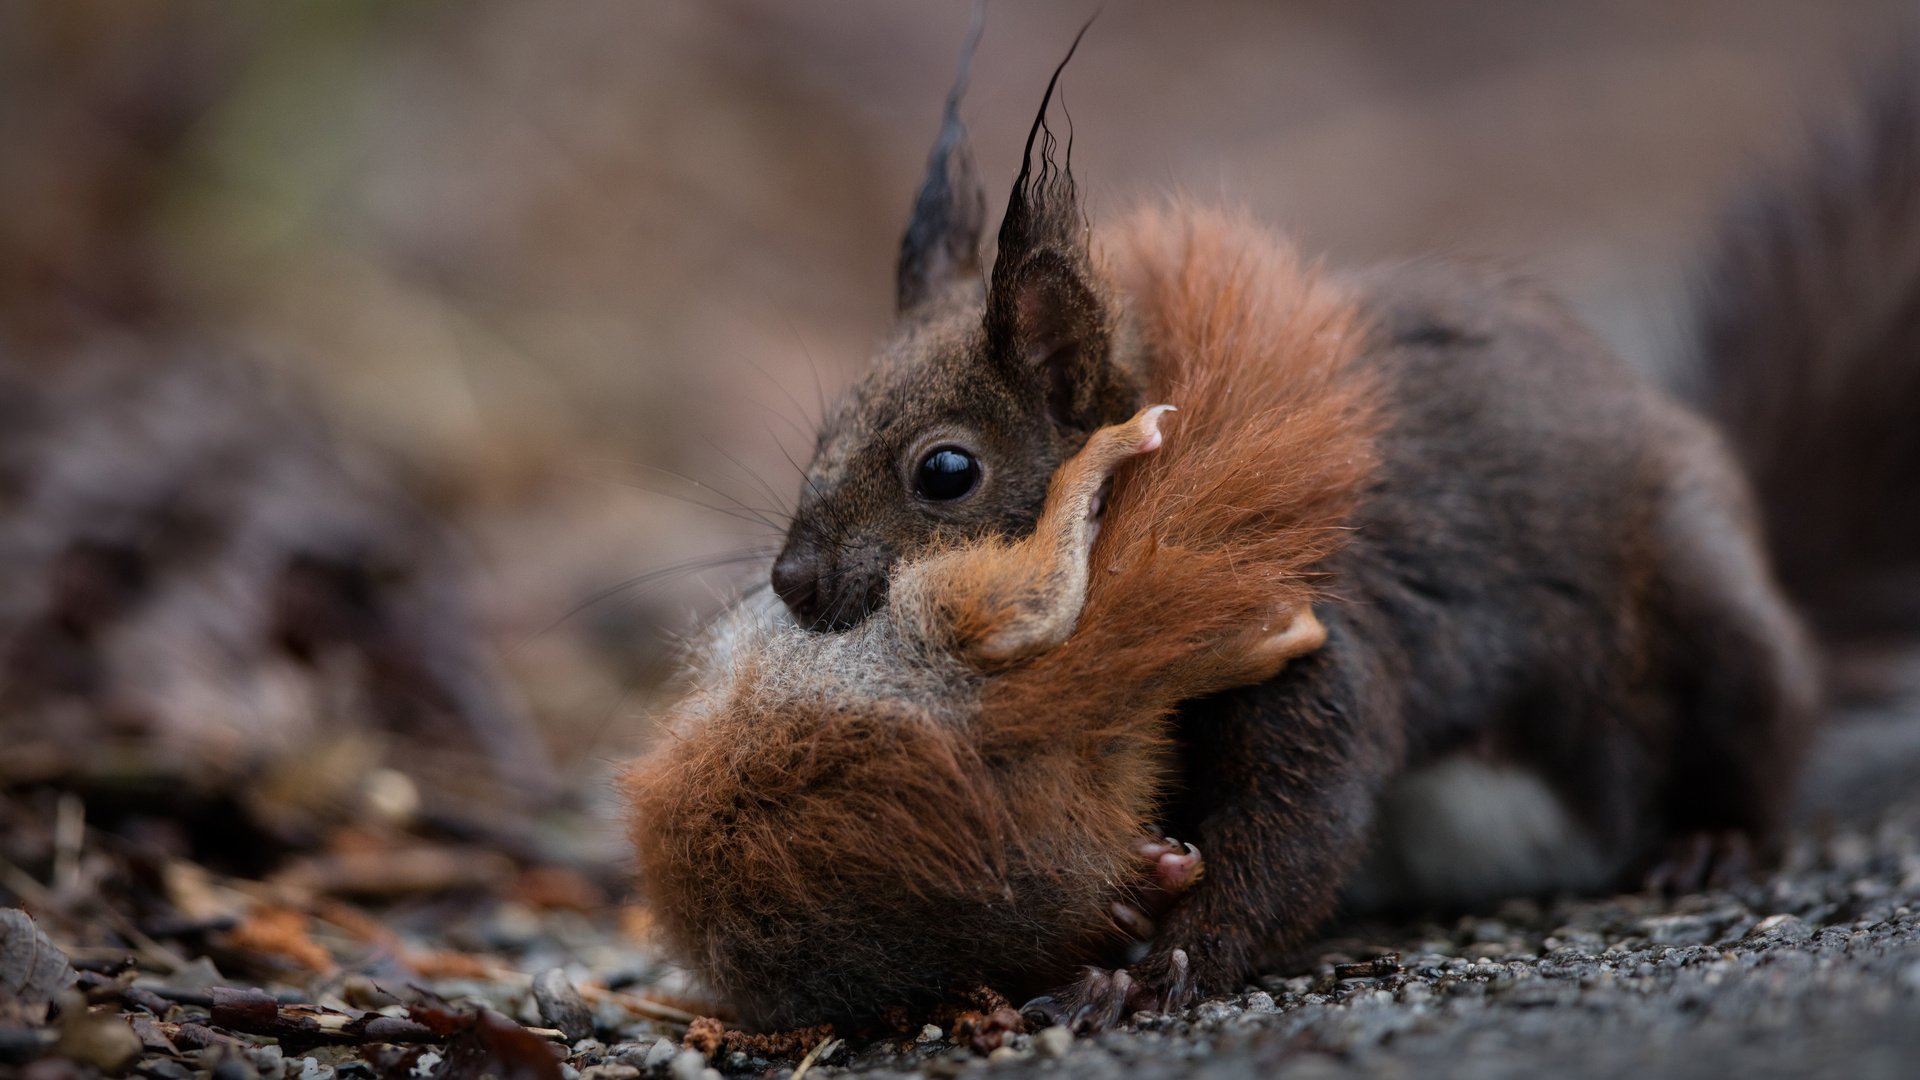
(986, 17), (1116, 432)
(896, 10), (987, 315)
(1005, 249), (1111, 431)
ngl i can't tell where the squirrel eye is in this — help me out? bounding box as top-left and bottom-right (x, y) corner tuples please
(914, 446), (980, 501)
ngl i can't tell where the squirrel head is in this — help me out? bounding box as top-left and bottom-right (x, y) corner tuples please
(771, 27), (1146, 631)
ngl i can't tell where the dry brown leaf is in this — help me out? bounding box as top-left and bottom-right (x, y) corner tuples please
(0, 908), (76, 1009)
(221, 907), (335, 974)
(513, 866), (606, 913)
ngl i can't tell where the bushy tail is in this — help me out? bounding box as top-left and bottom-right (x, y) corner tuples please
(1693, 53), (1920, 692)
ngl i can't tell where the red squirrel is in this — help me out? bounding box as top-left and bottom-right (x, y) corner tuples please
(629, 32), (1920, 1033)
(629, 200), (1375, 1029)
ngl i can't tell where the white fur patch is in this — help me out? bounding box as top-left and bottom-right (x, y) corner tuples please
(1343, 756), (1614, 911)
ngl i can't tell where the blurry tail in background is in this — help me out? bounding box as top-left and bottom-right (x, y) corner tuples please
(1693, 50), (1920, 703)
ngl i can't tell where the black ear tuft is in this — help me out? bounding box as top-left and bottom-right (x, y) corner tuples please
(986, 16), (1127, 434)
(988, 14), (1093, 291)
(896, 5), (989, 315)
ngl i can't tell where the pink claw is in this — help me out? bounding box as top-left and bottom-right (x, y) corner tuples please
(1138, 837), (1204, 894)
(1112, 902), (1158, 941)
(1156, 841), (1203, 893)
(1137, 405), (1177, 452)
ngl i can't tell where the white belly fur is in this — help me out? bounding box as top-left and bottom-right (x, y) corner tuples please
(1342, 755), (1616, 912)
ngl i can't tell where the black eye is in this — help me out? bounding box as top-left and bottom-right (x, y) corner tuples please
(914, 446), (980, 501)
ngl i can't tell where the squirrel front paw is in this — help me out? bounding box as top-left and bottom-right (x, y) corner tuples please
(1019, 948), (1198, 1034)
(1110, 836), (1205, 940)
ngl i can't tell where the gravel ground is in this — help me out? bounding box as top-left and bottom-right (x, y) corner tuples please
(815, 806), (1920, 1080)
(794, 706), (1920, 1080)
(8, 717), (1917, 1080)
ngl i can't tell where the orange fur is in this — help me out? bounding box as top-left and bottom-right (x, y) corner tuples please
(625, 201), (1379, 1027)
(979, 203), (1380, 743)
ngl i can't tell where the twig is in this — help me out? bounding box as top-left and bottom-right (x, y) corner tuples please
(0, 854), (183, 972)
(789, 1037), (842, 1080)
(96, 907), (190, 974)
(52, 793), (84, 892)
(578, 986), (698, 1025)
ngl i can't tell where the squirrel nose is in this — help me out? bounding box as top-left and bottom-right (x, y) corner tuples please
(771, 544), (823, 625)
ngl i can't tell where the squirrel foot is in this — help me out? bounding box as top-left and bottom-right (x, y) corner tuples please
(1020, 948), (1196, 1034)
(1645, 829), (1753, 894)
(1112, 838), (1206, 941)
(1140, 836), (1205, 894)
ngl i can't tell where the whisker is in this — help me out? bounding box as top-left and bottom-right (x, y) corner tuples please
(779, 313), (832, 422)
(740, 351), (824, 438)
(573, 460), (789, 534)
(514, 547), (780, 650)
(704, 438), (797, 527)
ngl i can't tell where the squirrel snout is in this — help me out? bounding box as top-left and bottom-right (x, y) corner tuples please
(771, 545), (823, 625)
(773, 536), (890, 631)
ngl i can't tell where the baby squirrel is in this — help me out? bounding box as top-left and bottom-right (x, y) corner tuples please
(632, 33), (1920, 1032)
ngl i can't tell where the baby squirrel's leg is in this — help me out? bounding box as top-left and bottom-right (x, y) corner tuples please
(967, 404), (1174, 665)
(899, 405), (1175, 667)
(1029, 619), (1402, 1031)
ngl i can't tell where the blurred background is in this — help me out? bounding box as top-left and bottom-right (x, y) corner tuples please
(3, 0), (1917, 887)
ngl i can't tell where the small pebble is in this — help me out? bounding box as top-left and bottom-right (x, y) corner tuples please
(212, 1056), (258, 1080)
(246, 1046), (286, 1080)
(1034, 1027), (1073, 1059)
(668, 1049), (708, 1080)
(916, 1025), (943, 1044)
(535, 969), (597, 1043)
(643, 1038), (678, 1069)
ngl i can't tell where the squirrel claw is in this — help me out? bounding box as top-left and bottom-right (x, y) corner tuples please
(1645, 830), (1753, 894)
(1155, 841), (1204, 893)
(1018, 994), (1065, 1029)
(1155, 948), (1194, 1013)
(1065, 967), (1133, 1034)
(1112, 902), (1157, 941)
(1130, 837), (1205, 921)
(1036, 949), (1195, 1036)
